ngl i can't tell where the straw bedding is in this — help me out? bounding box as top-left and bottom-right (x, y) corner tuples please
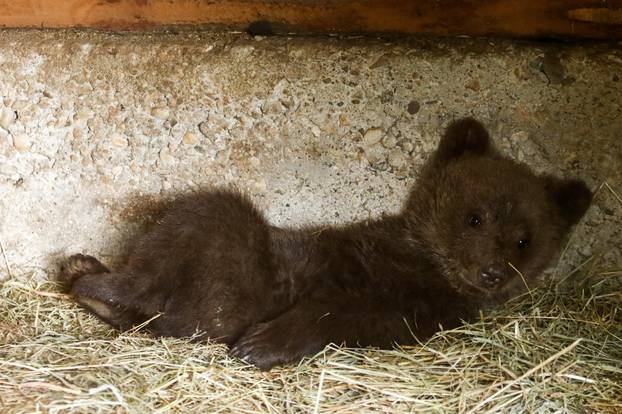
(1, 257), (620, 413)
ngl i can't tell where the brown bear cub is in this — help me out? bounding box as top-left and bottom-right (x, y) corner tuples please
(60, 118), (592, 370)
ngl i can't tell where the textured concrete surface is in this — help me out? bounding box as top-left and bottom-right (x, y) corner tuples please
(0, 30), (620, 281)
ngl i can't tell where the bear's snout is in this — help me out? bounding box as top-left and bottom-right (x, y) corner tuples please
(479, 263), (509, 288)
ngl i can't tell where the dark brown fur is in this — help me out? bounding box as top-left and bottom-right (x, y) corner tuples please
(60, 118), (592, 370)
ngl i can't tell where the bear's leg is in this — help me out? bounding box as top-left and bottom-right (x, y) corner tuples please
(60, 254), (149, 330)
(69, 272), (151, 330)
(230, 291), (415, 370)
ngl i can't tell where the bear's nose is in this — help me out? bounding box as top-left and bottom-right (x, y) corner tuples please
(480, 264), (507, 287)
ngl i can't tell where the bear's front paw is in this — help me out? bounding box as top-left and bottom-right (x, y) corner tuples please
(230, 321), (299, 371)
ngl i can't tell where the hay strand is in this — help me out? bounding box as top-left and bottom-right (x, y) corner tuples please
(0, 233), (12, 279)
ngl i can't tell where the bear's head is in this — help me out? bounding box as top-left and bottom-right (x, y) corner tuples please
(405, 118), (592, 302)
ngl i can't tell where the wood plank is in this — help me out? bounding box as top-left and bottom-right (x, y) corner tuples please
(0, 0), (621, 40)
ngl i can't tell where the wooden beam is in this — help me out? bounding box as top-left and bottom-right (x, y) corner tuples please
(0, 0), (621, 40)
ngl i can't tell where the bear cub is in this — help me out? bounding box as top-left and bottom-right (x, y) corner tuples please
(60, 118), (592, 370)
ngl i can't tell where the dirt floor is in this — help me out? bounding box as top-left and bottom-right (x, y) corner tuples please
(0, 30), (620, 282)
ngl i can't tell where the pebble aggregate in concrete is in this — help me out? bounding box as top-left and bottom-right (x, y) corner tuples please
(0, 31), (620, 280)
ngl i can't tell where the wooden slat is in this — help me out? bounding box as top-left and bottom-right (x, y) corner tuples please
(0, 0), (621, 40)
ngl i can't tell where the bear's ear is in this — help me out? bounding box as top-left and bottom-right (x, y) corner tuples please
(434, 117), (493, 163)
(544, 176), (592, 227)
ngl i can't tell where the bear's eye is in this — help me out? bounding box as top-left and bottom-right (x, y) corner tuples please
(517, 239), (530, 250)
(467, 214), (482, 227)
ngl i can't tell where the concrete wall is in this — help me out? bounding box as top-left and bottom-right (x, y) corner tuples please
(0, 31), (620, 281)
